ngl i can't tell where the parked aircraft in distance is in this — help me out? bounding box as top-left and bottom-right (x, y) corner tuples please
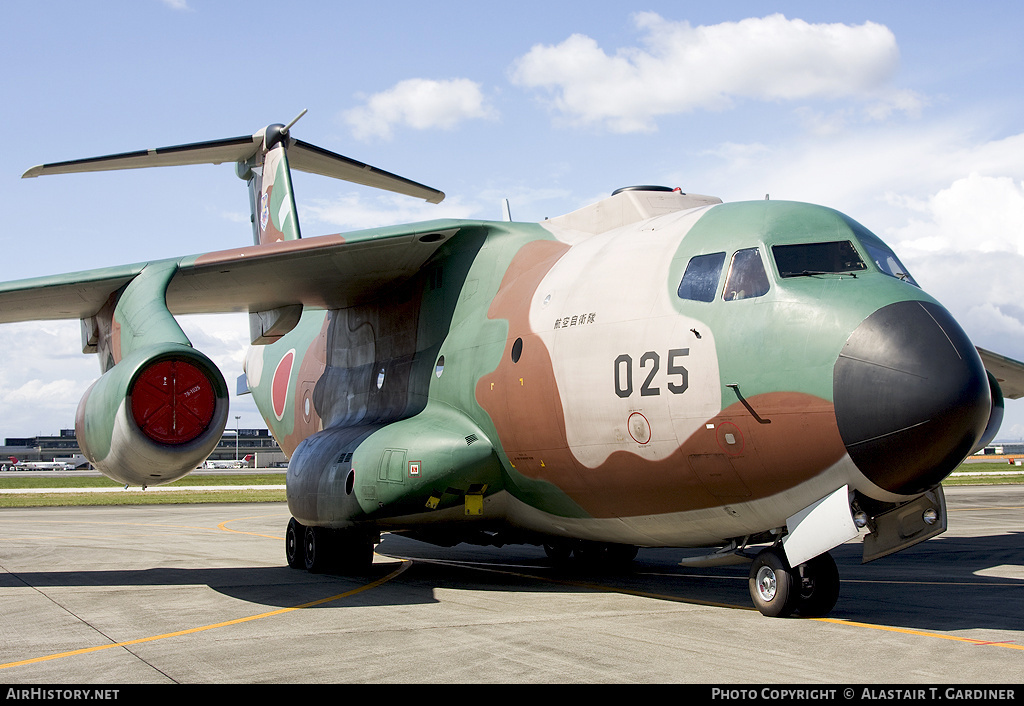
(203, 456), (253, 470)
(8, 113), (1024, 617)
(3, 457), (73, 471)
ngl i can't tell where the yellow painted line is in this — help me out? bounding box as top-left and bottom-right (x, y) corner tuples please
(842, 578), (1024, 586)
(217, 513), (291, 540)
(948, 505), (1024, 512)
(812, 617), (1024, 650)
(399, 556), (1022, 651)
(0, 559), (411, 671)
(0, 511), (408, 671)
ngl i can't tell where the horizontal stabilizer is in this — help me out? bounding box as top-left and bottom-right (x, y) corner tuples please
(21, 135), (261, 177)
(289, 140), (444, 203)
(22, 129), (444, 204)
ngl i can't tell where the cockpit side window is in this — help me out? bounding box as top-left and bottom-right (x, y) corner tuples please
(677, 252), (726, 302)
(723, 248), (770, 301)
(772, 241), (867, 278)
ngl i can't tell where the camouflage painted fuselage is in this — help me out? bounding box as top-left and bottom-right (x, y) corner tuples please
(250, 191), (990, 549)
(10, 126), (1013, 618)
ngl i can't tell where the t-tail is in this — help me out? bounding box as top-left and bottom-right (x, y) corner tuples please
(238, 111), (305, 243)
(22, 110), (445, 246)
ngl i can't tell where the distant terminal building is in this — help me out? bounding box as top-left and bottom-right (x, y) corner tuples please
(974, 442), (1024, 457)
(1, 428), (286, 469)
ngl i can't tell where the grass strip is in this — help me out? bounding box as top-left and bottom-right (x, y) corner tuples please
(0, 473), (285, 489)
(0, 462), (1019, 508)
(0, 487), (285, 507)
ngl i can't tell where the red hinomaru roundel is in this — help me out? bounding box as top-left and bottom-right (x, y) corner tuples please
(272, 350), (295, 421)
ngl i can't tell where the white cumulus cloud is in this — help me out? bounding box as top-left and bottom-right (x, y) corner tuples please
(880, 174), (1024, 353)
(888, 174), (1024, 256)
(510, 12), (918, 132)
(344, 78), (497, 140)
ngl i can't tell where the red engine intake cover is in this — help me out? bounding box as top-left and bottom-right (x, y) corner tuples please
(129, 358), (217, 445)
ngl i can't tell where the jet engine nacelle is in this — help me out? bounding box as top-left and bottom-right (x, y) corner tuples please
(971, 370), (1006, 455)
(75, 343), (230, 486)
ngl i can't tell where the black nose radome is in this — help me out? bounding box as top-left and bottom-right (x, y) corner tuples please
(834, 300), (990, 495)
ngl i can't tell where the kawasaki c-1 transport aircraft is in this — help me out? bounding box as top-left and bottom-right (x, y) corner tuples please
(9, 115), (1024, 618)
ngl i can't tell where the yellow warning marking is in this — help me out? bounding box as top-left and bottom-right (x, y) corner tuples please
(465, 494), (483, 516)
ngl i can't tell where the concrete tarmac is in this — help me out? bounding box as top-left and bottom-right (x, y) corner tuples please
(0, 486), (1021, 684)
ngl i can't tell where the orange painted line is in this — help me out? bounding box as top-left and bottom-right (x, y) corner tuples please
(948, 506), (1024, 512)
(1, 513), (405, 671)
(216, 513), (291, 540)
(811, 617), (1024, 650)
(407, 556), (1024, 651)
(0, 559), (410, 671)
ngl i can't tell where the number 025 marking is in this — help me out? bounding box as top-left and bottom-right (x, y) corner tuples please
(614, 349), (689, 398)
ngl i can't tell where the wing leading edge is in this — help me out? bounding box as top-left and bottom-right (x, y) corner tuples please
(0, 220), (484, 325)
(978, 347), (1024, 400)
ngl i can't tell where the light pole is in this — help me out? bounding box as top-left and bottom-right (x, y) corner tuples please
(235, 415), (241, 462)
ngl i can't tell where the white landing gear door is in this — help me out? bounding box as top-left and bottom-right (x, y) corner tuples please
(781, 486), (858, 568)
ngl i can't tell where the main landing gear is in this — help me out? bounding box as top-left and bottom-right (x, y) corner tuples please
(748, 547), (840, 618)
(285, 517), (376, 574)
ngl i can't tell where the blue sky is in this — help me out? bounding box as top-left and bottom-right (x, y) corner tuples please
(2, 1), (1024, 442)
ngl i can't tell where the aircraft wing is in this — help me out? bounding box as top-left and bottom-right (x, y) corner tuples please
(0, 263), (145, 323)
(0, 219), (475, 324)
(977, 347), (1024, 400)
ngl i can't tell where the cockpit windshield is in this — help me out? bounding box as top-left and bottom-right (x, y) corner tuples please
(772, 241), (867, 278)
(857, 231), (919, 286)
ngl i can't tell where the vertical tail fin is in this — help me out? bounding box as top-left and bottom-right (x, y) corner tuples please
(237, 111), (305, 244)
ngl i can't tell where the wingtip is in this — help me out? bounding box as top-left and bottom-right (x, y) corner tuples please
(21, 166), (43, 179)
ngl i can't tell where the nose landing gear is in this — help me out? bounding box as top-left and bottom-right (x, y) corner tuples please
(748, 548), (840, 618)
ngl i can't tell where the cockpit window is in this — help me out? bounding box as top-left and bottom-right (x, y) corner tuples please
(772, 241), (867, 278)
(677, 252), (726, 302)
(723, 248), (770, 300)
(857, 231), (919, 286)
